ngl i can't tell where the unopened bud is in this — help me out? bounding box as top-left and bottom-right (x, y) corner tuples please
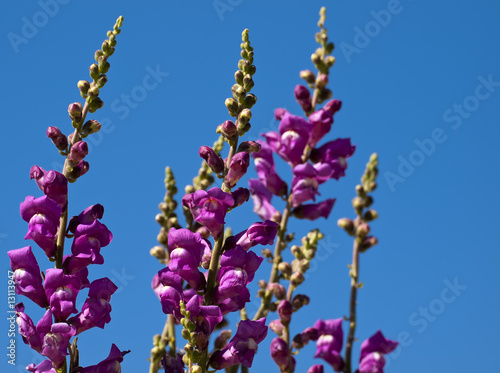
(292, 294), (310, 309)
(324, 99), (342, 115)
(267, 283), (287, 300)
(232, 187), (249, 208)
(89, 63), (99, 80)
(81, 119), (102, 137)
(337, 218), (355, 235)
(217, 120), (237, 140)
(150, 245), (167, 262)
(325, 55), (336, 67)
(269, 320), (284, 336)
(96, 74), (108, 89)
(278, 262), (292, 277)
(243, 93), (257, 109)
(316, 74), (329, 89)
(68, 141), (88, 163)
(77, 80), (90, 97)
(199, 146), (224, 174)
(290, 272), (305, 287)
(277, 300), (293, 325)
(47, 126), (68, 151)
(261, 248), (273, 259)
(356, 223), (370, 239)
(87, 86), (100, 99)
(234, 70), (244, 85)
(238, 108), (252, 126)
(68, 102), (83, 122)
(237, 140), (261, 154)
(363, 209), (378, 221)
(225, 98), (239, 116)
(300, 70), (315, 85)
(258, 280), (267, 289)
(88, 97), (104, 113)
(214, 330), (232, 350)
(360, 236), (378, 252)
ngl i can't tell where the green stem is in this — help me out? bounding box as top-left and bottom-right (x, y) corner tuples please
(344, 223), (361, 373)
(204, 234), (225, 305)
(253, 198), (292, 320)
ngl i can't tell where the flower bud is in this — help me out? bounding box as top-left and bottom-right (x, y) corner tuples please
(270, 337), (291, 370)
(225, 98), (239, 116)
(267, 283), (286, 300)
(261, 248), (273, 259)
(316, 74), (329, 89)
(231, 84), (246, 100)
(277, 300), (293, 325)
(360, 236), (378, 252)
(294, 85), (312, 112)
(47, 126), (68, 151)
(214, 330), (232, 350)
(199, 146), (224, 174)
(87, 86), (100, 99)
(290, 272), (305, 287)
(232, 187), (249, 208)
(356, 223), (370, 239)
(269, 320), (284, 336)
(66, 160), (89, 182)
(325, 55), (336, 67)
(98, 55), (110, 73)
(292, 294), (310, 309)
(278, 262), (292, 277)
(88, 97), (104, 113)
(68, 141), (88, 163)
(150, 245), (167, 262)
(290, 245), (303, 259)
(243, 93), (257, 109)
(300, 70), (315, 85)
(68, 102), (83, 122)
(96, 74), (108, 89)
(324, 99), (342, 115)
(196, 226), (210, 240)
(234, 70), (244, 85)
(337, 218), (355, 235)
(81, 119), (102, 137)
(77, 80), (90, 97)
(243, 74), (254, 91)
(363, 209), (378, 221)
(237, 140), (261, 154)
(216, 120), (237, 140)
(89, 63), (100, 80)
(238, 108), (252, 126)
(95, 49), (104, 62)
(224, 151), (250, 189)
(258, 280), (267, 289)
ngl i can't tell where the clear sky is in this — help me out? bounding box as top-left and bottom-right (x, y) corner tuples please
(1, 1), (499, 372)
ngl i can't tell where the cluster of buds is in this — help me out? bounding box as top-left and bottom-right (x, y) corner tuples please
(295, 7), (335, 115)
(78, 16), (123, 114)
(224, 29), (257, 137)
(287, 229), (324, 288)
(151, 167), (182, 264)
(338, 153), (379, 252)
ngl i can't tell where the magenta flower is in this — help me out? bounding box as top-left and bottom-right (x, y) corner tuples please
(184, 293), (223, 340)
(225, 220), (279, 251)
(215, 247), (263, 311)
(308, 365), (324, 373)
(225, 151), (250, 189)
(68, 140), (88, 163)
(291, 163), (321, 207)
(167, 228), (210, 290)
(310, 138), (356, 180)
(29, 166), (68, 207)
(68, 278), (118, 335)
(248, 179), (281, 223)
(20, 195), (62, 258)
(162, 354), (185, 373)
(270, 337), (295, 372)
(294, 84), (312, 113)
(157, 268), (184, 317)
(43, 268), (80, 321)
(232, 187), (250, 208)
(182, 187), (234, 239)
(79, 344), (128, 373)
(210, 318), (268, 369)
(292, 199), (336, 220)
(308, 109), (333, 148)
(313, 318), (344, 372)
(263, 112), (312, 166)
(63, 219), (113, 274)
(16, 304), (76, 369)
(356, 330), (398, 373)
(27, 360), (57, 373)
(252, 140), (288, 197)
(8, 246), (48, 308)
(67, 204), (104, 233)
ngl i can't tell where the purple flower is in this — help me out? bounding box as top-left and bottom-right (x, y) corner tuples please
(292, 199), (336, 220)
(291, 163), (321, 207)
(67, 204), (104, 233)
(63, 219), (113, 274)
(215, 247), (263, 311)
(16, 303), (42, 352)
(8, 246), (48, 308)
(68, 140), (88, 163)
(27, 360), (57, 373)
(210, 318), (268, 369)
(263, 112), (312, 166)
(29, 166), (68, 207)
(79, 344), (128, 373)
(225, 220), (279, 251)
(313, 318), (344, 372)
(252, 141), (288, 197)
(270, 337), (295, 371)
(295, 84), (312, 113)
(20, 195), (62, 258)
(232, 187), (250, 208)
(225, 151), (250, 189)
(308, 365), (324, 373)
(308, 109), (333, 148)
(248, 179), (281, 223)
(68, 278), (118, 334)
(200, 145), (224, 174)
(157, 268), (184, 317)
(184, 293), (223, 342)
(310, 138), (356, 180)
(182, 187), (234, 239)
(356, 330), (398, 373)
(167, 228), (209, 290)
(43, 269), (80, 321)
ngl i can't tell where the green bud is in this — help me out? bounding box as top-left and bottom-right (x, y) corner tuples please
(311, 53), (321, 65)
(291, 245), (303, 259)
(243, 74), (254, 92)
(81, 119), (102, 136)
(225, 98), (239, 116)
(95, 49), (104, 62)
(300, 70), (316, 85)
(238, 108), (252, 125)
(338, 218), (355, 235)
(290, 272), (305, 287)
(278, 261), (292, 277)
(325, 56), (336, 68)
(157, 229), (168, 245)
(261, 248), (273, 259)
(243, 93), (257, 109)
(88, 97), (104, 113)
(77, 80), (90, 96)
(98, 57), (110, 74)
(96, 74), (108, 89)
(150, 245), (167, 262)
(248, 64), (256, 75)
(89, 64), (99, 80)
(356, 223), (370, 239)
(87, 86), (100, 99)
(234, 70), (244, 85)
(326, 42), (335, 54)
(231, 84), (246, 100)
(181, 329), (190, 340)
(241, 49), (248, 60)
(363, 209), (378, 221)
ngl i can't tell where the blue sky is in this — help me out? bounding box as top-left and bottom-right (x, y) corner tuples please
(1, 1), (499, 372)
